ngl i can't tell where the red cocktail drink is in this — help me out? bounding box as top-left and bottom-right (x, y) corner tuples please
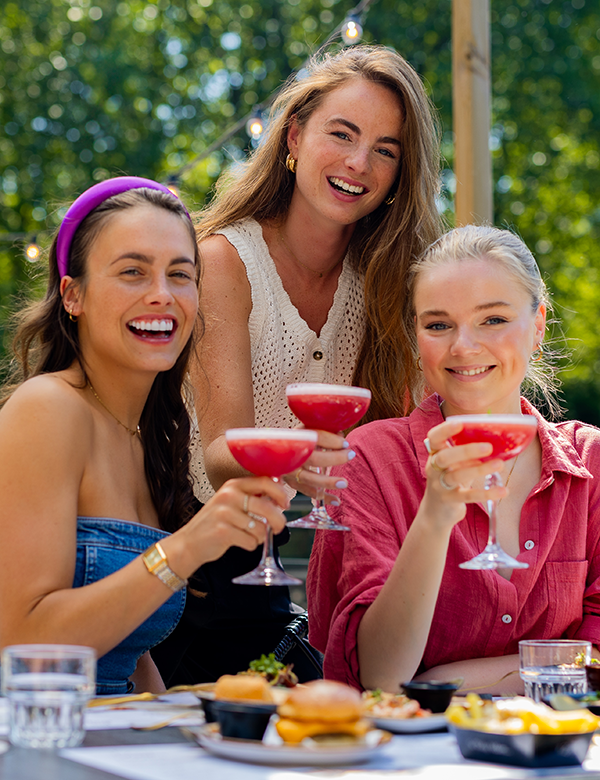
(226, 430), (318, 478)
(225, 428), (317, 586)
(285, 383), (372, 530)
(445, 413), (538, 571)
(287, 384), (372, 432)
(447, 414), (537, 461)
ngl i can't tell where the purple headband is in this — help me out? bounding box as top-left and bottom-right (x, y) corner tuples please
(56, 176), (190, 278)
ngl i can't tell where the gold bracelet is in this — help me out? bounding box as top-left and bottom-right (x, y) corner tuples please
(142, 541), (187, 593)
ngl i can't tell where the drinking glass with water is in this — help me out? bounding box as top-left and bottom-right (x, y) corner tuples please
(519, 639), (591, 702)
(1, 644), (96, 748)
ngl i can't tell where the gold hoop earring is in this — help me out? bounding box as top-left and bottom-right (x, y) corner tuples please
(285, 153), (297, 174)
(531, 344), (543, 362)
(416, 356), (423, 371)
(385, 193), (396, 205)
(67, 307), (77, 323)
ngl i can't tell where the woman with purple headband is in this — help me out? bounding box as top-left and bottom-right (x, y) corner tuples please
(0, 177), (287, 694)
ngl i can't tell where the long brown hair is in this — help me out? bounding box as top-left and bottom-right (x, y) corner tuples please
(2, 188), (201, 532)
(195, 45), (443, 422)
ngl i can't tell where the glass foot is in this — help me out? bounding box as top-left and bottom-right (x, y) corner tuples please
(287, 507), (350, 531)
(232, 559), (302, 586)
(459, 544), (529, 570)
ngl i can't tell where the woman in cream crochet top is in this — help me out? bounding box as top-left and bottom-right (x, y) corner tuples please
(152, 45), (442, 685)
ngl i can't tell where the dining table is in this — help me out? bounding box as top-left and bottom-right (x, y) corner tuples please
(2, 692), (600, 780)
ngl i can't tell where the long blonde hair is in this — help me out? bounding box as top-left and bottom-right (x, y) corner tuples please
(195, 45), (443, 423)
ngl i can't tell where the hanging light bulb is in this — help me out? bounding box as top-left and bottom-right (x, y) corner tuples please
(246, 112), (264, 141)
(341, 15), (363, 45)
(25, 238), (41, 262)
(165, 176), (180, 198)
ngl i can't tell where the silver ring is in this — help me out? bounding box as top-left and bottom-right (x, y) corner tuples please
(248, 519), (256, 530)
(424, 437), (434, 455)
(243, 494), (249, 514)
(439, 471), (456, 491)
(248, 512), (265, 524)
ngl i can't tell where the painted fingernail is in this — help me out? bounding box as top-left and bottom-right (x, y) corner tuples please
(330, 500), (341, 507)
(342, 441), (350, 449)
(347, 450), (356, 460)
(335, 480), (348, 489)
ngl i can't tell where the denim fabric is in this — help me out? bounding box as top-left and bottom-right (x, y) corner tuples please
(74, 517), (186, 694)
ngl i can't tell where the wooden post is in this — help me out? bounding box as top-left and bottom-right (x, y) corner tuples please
(452, 0), (493, 225)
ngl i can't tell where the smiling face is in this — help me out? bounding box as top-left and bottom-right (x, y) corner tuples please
(414, 258), (546, 416)
(64, 203), (198, 378)
(287, 78), (403, 227)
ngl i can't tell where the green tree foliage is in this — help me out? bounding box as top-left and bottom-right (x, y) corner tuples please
(1, 0), (599, 420)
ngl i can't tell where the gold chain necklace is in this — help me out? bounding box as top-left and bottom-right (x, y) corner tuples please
(87, 382), (141, 439)
(277, 227), (343, 279)
(497, 453), (519, 505)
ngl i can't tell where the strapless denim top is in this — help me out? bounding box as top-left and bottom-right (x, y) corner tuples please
(73, 517), (186, 694)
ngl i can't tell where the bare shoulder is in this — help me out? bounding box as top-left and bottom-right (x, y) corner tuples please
(0, 373), (92, 443)
(199, 234), (251, 318)
(200, 234), (246, 276)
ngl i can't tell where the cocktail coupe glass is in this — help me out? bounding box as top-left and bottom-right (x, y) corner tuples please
(225, 428), (318, 585)
(447, 414), (538, 570)
(285, 383), (372, 530)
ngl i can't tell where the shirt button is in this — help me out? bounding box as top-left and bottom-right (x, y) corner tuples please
(313, 351), (324, 361)
(524, 540), (535, 550)
(502, 614), (512, 624)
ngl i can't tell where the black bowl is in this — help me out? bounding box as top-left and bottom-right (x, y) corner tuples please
(196, 692), (217, 724)
(401, 680), (459, 713)
(450, 725), (594, 768)
(212, 700), (277, 741)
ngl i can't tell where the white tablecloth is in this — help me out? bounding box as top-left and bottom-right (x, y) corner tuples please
(61, 732), (600, 780)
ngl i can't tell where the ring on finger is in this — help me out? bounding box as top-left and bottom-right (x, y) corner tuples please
(247, 519), (256, 530)
(243, 494), (250, 514)
(439, 470), (457, 491)
(430, 453), (444, 472)
(295, 468), (303, 483)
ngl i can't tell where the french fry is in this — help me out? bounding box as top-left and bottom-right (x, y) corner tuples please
(447, 695), (600, 735)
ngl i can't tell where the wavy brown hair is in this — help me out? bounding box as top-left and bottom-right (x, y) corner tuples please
(2, 188), (201, 532)
(195, 44), (443, 422)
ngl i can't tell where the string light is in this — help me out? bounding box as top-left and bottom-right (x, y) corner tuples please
(341, 15), (363, 45)
(165, 175), (180, 198)
(25, 239), (41, 262)
(246, 112), (265, 141)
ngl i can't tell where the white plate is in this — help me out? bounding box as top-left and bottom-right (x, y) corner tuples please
(366, 714), (448, 733)
(192, 722), (391, 766)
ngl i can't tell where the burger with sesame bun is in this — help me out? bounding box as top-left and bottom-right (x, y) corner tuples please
(276, 680), (371, 744)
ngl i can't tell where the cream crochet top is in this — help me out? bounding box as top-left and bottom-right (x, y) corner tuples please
(189, 217), (366, 503)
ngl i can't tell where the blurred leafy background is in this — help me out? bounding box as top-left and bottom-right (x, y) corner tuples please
(1, 0), (600, 422)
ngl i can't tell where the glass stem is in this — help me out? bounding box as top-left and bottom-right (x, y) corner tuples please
(261, 527), (279, 569)
(312, 466), (325, 510)
(485, 471), (502, 547)
(263, 476), (280, 569)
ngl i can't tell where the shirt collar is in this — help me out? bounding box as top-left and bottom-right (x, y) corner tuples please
(525, 399), (593, 481)
(410, 393), (592, 482)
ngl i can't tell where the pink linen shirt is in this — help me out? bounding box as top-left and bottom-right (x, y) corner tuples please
(306, 394), (600, 689)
